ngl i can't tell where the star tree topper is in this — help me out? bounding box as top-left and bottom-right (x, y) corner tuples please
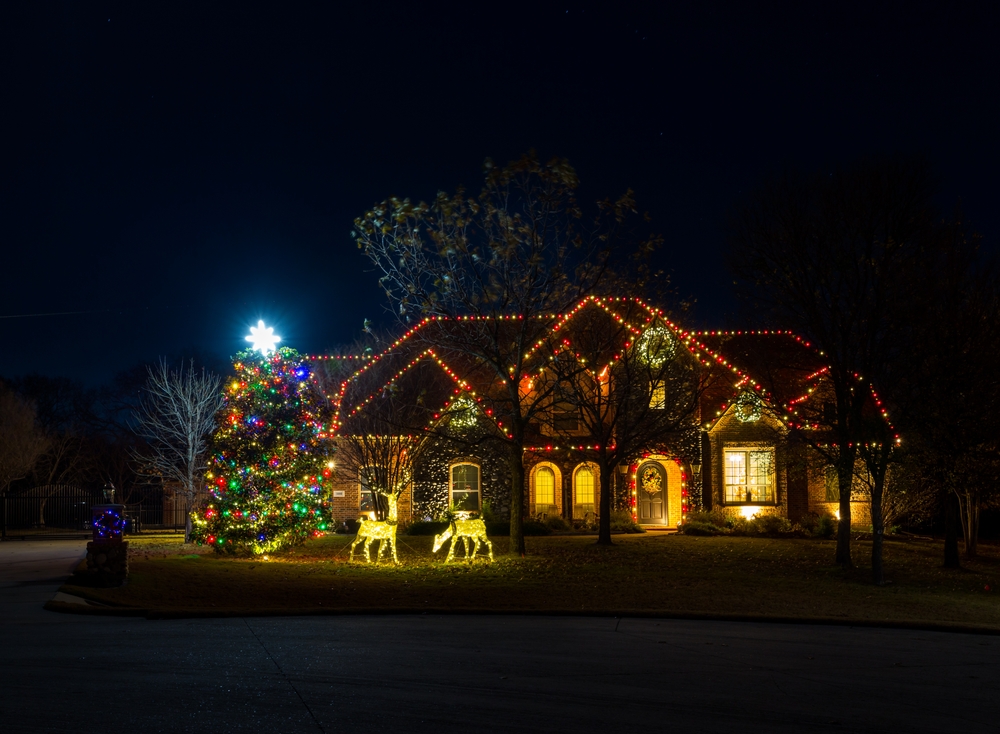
(246, 320), (281, 354)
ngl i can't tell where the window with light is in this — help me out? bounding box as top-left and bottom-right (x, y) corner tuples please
(825, 465), (839, 501)
(575, 466), (596, 507)
(649, 381), (666, 409)
(535, 466), (555, 508)
(724, 449), (775, 503)
(450, 463), (481, 511)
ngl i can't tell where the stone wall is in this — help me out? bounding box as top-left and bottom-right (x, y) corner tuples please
(81, 541), (129, 586)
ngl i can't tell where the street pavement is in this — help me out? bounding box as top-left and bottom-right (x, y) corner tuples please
(1, 540), (998, 733)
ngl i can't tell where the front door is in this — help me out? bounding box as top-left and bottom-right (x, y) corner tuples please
(637, 461), (667, 524)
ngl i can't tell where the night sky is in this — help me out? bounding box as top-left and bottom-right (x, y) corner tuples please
(3, 2), (998, 384)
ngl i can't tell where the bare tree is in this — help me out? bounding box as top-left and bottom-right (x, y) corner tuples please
(729, 155), (936, 577)
(132, 361), (223, 542)
(335, 378), (432, 522)
(354, 153), (659, 555)
(544, 298), (710, 544)
(0, 386), (49, 495)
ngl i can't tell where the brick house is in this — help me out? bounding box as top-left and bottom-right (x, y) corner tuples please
(312, 298), (880, 528)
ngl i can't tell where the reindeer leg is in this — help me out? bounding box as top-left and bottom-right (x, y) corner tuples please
(379, 535), (390, 563)
(364, 537), (373, 563)
(446, 537), (456, 562)
(349, 535), (362, 561)
(391, 531), (399, 564)
(485, 536), (493, 561)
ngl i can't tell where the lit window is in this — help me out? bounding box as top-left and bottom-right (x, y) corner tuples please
(724, 449), (775, 503)
(535, 466), (555, 508)
(573, 465), (597, 518)
(450, 463), (480, 512)
(650, 381), (666, 409)
(359, 467), (375, 511)
(825, 465), (839, 502)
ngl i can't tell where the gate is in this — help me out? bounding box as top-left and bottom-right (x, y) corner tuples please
(1, 486), (103, 540)
(2, 485), (199, 540)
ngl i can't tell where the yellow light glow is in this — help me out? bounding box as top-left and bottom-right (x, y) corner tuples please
(739, 505), (759, 519)
(433, 518), (493, 562)
(834, 510), (841, 520)
(349, 494), (399, 563)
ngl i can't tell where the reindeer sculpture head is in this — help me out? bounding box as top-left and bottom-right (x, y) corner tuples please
(432, 514), (493, 562)
(432, 525), (453, 553)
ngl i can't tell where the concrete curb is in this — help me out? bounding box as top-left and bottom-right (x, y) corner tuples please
(42, 598), (1000, 635)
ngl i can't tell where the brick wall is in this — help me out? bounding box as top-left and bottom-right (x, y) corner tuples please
(326, 468), (413, 525)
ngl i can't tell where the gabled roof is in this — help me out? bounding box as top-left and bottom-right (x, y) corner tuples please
(306, 297), (892, 440)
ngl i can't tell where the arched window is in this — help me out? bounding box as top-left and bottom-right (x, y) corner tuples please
(450, 462), (480, 511)
(574, 464), (597, 517)
(575, 466), (595, 505)
(535, 466), (555, 508)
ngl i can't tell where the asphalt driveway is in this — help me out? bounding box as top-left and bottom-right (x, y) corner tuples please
(1, 540), (997, 733)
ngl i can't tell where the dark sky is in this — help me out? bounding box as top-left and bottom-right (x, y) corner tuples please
(3, 2), (998, 384)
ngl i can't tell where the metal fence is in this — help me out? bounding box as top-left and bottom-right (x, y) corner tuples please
(1, 485), (188, 540)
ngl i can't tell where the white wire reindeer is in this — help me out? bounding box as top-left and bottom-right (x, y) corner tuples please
(349, 493), (399, 563)
(433, 513), (493, 562)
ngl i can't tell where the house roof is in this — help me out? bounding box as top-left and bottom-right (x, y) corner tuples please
(306, 297), (891, 440)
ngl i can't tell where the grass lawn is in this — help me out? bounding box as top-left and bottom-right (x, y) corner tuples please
(59, 533), (1000, 629)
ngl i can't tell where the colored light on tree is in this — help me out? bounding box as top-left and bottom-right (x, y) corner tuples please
(191, 345), (333, 555)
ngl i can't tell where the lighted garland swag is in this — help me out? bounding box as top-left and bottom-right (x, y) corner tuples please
(191, 347), (334, 555)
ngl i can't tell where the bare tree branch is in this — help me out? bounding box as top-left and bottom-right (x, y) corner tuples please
(132, 360), (223, 542)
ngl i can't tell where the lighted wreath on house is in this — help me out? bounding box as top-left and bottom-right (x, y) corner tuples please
(636, 326), (677, 367)
(446, 396), (479, 430)
(640, 466), (662, 496)
(734, 391), (763, 423)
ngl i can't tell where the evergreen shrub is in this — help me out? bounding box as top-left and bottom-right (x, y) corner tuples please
(404, 521), (449, 536)
(816, 514), (838, 539)
(682, 521), (725, 536)
(754, 514), (792, 535)
(545, 516), (572, 532)
(523, 520), (552, 535)
(610, 509), (645, 534)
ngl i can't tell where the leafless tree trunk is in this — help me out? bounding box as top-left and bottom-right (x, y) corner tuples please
(944, 492), (961, 568)
(0, 388), (49, 496)
(955, 487), (982, 559)
(729, 155), (937, 570)
(543, 299), (709, 545)
(132, 361), (223, 542)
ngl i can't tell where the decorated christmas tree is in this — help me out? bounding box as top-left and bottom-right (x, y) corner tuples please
(192, 327), (333, 555)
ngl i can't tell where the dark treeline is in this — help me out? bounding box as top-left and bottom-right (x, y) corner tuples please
(0, 354), (229, 504)
(729, 154), (1000, 578)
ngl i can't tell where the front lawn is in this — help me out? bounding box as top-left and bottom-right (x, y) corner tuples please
(59, 533), (1000, 629)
